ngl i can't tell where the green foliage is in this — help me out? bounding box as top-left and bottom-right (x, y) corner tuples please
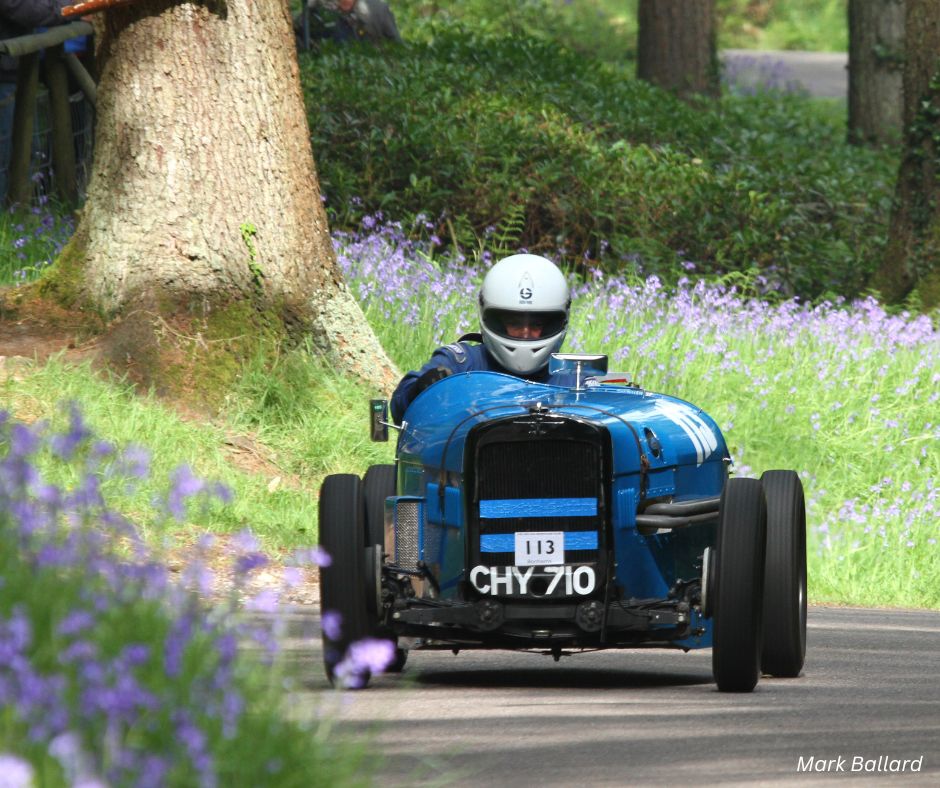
(395, 1), (849, 57)
(718, 0), (848, 51)
(303, 30), (894, 299)
(394, 0), (638, 62)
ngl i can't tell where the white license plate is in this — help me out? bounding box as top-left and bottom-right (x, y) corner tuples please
(514, 531), (563, 566)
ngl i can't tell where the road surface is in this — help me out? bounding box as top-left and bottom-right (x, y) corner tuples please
(722, 50), (848, 99)
(276, 606), (939, 786)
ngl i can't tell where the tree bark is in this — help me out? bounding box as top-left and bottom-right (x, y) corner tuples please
(46, 0), (397, 394)
(848, 0), (904, 145)
(637, 0), (718, 99)
(871, 0), (940, 308)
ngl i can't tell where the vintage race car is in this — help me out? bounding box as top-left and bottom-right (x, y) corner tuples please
(318, 354), (806, 692)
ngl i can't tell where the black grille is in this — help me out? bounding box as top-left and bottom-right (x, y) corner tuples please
(477, 441), (597, 500)
(467, 417), (609, 574)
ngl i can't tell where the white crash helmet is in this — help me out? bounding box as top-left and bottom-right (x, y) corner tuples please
(479, 254), (570, 376)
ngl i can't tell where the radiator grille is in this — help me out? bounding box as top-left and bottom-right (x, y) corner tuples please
(473, 436), (604, 568)
(478, 441), (597, 499)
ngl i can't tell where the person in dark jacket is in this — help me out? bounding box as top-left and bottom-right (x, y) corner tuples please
(1, 0), (72, 199)
(0, 0), (69, 34)
(391, 254), (571, 424)
(297, 0), (401, 47)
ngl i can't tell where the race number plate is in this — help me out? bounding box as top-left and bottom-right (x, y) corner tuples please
(469, 564), (596, 597)
(514, 531), (563, 566)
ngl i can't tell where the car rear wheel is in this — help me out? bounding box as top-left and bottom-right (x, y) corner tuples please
(319, 474), (373, 687)
(760, 470), (807, 678)
(363, 463), (396, 554)
(712, 477), (767, 693)
(362, 463), (408, 673)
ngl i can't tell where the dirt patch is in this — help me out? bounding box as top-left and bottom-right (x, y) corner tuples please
(165, 531), (321, 608)
(0, 289), (102, 366)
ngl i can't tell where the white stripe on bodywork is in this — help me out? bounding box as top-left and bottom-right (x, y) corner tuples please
(647, 400), (718, 465)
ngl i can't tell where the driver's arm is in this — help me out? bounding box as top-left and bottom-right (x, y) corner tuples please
(390, 347), (465, 424)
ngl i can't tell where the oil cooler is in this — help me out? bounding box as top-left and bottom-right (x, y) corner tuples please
(385, 496), (426, 570)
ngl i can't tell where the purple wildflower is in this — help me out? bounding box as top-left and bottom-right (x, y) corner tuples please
(50, 403), (92, 460)
(230, 530), (260, 554)
(58, 610), (96, 638)
(333, 638), (395, 688)
(235, 552), (268, 576)
(290, 545), (331, 568)
(346, 638), (395, 673)
(165, 464), (205, 521)
(321, 610), (342, 641)
(116, 444), (150, 480)
(281, 566), (303, 589)
(164, 613), (194, 678)
(245, 588), (280, 614)
(0, 754), (35, 788)
(9, 423), (40, 458)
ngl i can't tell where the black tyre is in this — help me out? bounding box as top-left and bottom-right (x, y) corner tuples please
(362, 464), (396, 553)
(760, 470), (807, 678)
(712, 477), (767, 693)
(319, 474), (372, 686)
(361, 464), (408, 673)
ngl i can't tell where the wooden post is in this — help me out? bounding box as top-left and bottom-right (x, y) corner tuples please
(44, 44), (78, 204)
(6, 51), (40, 208)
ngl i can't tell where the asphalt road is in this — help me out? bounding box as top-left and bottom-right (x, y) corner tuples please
(721, 49), (848, 98)
(281, 606), (939, 786)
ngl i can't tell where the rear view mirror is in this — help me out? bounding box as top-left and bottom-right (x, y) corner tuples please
(370, 399), (389, 442)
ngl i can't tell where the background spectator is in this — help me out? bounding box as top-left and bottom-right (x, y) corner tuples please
(1, 0), (73, 201)
(296, 0), (402, 48)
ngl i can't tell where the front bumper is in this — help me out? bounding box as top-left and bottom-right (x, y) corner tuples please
(386, 595), (695, 648)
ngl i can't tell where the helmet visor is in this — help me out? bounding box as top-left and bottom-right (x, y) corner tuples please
(483, 308), (567, 341)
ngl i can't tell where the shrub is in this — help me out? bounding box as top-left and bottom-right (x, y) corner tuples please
(303, 30), (895, 299)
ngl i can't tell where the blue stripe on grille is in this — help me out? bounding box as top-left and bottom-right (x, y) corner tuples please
(480, 532), (599, 553)
(479, 497), (598, 519)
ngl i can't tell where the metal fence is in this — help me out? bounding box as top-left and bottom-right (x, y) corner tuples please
(0, 20), (96, 208)
(0, 84), (94, 203)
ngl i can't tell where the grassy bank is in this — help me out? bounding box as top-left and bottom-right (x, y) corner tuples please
(340, 225), (939, 609)
(5, 223), (936, 609)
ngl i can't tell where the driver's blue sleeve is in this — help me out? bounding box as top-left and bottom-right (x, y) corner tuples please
(390, 343), (479, 424)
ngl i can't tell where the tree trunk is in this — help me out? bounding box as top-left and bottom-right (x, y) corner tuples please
(848, 0), (904, 145)
(870, 0), (940, 308)
(637, 0), (718, 99)
(44, 0), (397, 395)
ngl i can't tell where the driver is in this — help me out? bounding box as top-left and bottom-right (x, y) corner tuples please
(391, 254), (570, 423)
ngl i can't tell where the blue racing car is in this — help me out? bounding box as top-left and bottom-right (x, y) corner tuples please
(318, 354), (806, 692)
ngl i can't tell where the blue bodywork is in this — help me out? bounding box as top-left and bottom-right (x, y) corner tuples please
(387, 370), (730, 650)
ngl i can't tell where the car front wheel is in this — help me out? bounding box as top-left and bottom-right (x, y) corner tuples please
(712, 477), (767, 693)
(318, 473), (373, 687)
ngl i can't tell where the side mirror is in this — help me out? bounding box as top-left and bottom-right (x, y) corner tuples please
(370, 399), (389, 442)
